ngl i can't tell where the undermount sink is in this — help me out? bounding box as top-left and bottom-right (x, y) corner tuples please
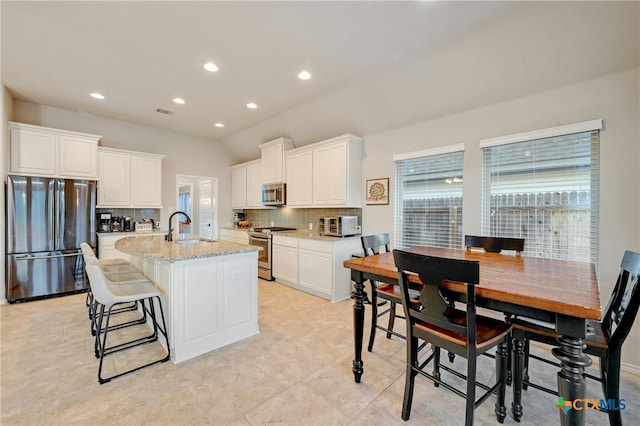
(173, 237), (215, 245)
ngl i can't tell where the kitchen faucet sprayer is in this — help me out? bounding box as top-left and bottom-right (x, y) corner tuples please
(165, 211), (192, 242)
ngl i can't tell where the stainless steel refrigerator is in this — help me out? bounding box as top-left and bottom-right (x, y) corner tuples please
(6, 175), (96, 303)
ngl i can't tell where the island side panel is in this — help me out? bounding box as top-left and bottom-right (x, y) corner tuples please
(170, 251), (259, 364)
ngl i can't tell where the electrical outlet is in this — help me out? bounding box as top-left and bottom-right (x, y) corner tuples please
(309, 222), (313, 230)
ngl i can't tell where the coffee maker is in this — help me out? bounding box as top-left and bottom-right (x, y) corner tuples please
(98, 212), (112, 232)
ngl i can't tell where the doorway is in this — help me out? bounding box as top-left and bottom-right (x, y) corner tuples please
(176, 175), (218, 240)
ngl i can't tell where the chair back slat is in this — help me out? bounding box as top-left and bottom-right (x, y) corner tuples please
(605, 250), (640, 347)
(465, 235), (524, 253)
(361, 233), (390, 256)
(393, 249), (479, 338)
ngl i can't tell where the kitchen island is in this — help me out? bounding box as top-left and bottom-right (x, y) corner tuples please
(115, 235), (261, 363)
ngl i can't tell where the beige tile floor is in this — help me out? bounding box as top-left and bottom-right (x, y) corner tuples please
(1, 279), (638, 425)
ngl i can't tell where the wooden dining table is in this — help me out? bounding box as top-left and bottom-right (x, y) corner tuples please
(343, 246), (601, 426)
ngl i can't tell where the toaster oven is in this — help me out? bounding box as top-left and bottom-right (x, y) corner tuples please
(318, 215), (360, 237)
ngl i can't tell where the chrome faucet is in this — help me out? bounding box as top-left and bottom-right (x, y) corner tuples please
(165, 211), (192, 242)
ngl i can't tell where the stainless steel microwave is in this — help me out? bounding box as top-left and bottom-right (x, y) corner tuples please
(262, 183), (286, 206)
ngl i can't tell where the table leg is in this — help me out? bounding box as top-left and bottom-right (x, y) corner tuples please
(352, 271), (365, 383)
(511, 330), (525, 422)
(552, 335), (592, 426)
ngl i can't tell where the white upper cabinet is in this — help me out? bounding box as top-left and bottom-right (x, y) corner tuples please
(131, 154), (163, 207)
(98, 150), (131, 206)
(98, 147), (164, 208)
(312, 135), (362, 207)
(231, 165), (248, 209)
(246, 160), (263, 207)
(9, 121), (100, 179)
(259, 137), (294, 184)
(285, 134), (362, 208)
(285, 148), (313, 206)
(231, 159), (268, 209)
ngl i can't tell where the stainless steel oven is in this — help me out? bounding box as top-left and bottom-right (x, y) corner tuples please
(248, 227), (296, 281)
(248, 232), (272, 280)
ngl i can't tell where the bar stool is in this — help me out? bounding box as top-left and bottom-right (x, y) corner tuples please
(85, 263), (170, 384)
(80, 243), (148, 335)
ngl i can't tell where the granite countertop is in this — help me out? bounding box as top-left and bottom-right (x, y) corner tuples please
(221, 227), (361, 241)
(97, 229), (167, 235)
(279, 230), (361, 241)
(115, 235), (260, 262)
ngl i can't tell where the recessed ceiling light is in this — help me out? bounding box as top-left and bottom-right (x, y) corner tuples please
(204, 62), (219, 72)
(246, 102), (257, 109)
(214, 122), (224, 128)
(298, 71), (312, 80)
(90, 93), (105, 100)
(173, 98), (186, 105)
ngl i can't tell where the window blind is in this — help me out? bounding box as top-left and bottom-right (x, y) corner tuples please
(394, 150), (464, 249)
(481, 130), (599, 263)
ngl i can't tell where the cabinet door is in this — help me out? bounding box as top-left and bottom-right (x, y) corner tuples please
(246, 163), (263, 207)
(286, 150), (313, 206)
(313, 142), (347, 205)
(97, 235), (130, 261)
(131, 155), (162, 207)
(298, 249), (332, 295)
(98, 151), (131, 207)
(10, 127), (57, 176)
(272, 244), (298, 284)
(261, 144), (283, 184)
(58, 135), (98, 179)
(231, 167), (247, 209)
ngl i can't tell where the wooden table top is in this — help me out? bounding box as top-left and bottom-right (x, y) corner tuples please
(344, 246), (601, 321)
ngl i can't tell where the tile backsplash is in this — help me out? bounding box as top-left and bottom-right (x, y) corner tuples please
(96, 208), (161, 224)
(241, 207), (361, 231)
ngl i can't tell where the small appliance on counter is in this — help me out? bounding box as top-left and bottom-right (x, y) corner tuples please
(318, 215), (360, 237)
(135, 218), (154, 232)
(98, 212), (112, 232)
(111, 216), (121, 232)
(122, 216), (133, 232)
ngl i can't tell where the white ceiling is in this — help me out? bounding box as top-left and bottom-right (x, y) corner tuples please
(1, 1), (506, 137)
(2, 1), (639, 158)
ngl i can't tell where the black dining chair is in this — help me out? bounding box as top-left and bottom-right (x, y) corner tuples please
(361, 234), (421, 352)
(511, 249), (640, 426)
(393, 249), (512, 425)
(465, 235), (525, 254)
(451, 235), (525, 375)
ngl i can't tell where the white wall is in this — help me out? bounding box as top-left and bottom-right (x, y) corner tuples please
(1, 87), (14, 302)
(10, 101), (235, 231)
(360, 68), (640, 368)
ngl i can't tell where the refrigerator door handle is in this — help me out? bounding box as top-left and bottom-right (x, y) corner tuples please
(48, 179), (56, 245)
(54, 179), (62, 248)
(15, 253), (82, 261)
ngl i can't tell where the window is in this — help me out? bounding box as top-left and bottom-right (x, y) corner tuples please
(394, 145), (464, 249)
(480, 120), (601, 262)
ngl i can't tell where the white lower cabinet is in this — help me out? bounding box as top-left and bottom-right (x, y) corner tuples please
(97, 231), (165, 261)
(97, 233), (131, 261)
(272, 235), (298, 284)
(272, 235), (361, 302)
(298, 243), (333, 295)
(219, 229), (249, 244)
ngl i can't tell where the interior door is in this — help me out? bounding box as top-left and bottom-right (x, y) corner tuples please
(199, 180), (214, 239)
